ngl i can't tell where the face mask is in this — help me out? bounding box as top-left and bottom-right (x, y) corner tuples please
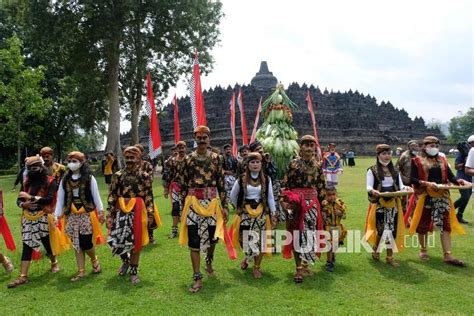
(125, 159), (137, 167)
(411, 150), (418, 156)
(28, 170), (42, 177)
(378, 160), (390, 166)
(425, 148), (439, 156)
(68, 162), (81, 171)
(27, 167), (43, 177)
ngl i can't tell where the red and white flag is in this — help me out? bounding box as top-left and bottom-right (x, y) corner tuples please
(173, 94), (181, 143)
(237, 87), (249, 145)
(189, 50), (206, 129)
(229, 93), (238, 158)
(145, 72), (162, 159)
(306, 90), (320, 147)
(250, 97), (262, 144)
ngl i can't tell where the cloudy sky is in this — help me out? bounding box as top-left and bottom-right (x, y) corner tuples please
(123, 0), (473, 132)
(172, 0), (472, 118)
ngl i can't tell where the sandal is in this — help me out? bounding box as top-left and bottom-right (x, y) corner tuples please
(7, 274), (28, 288)
(252, 265), (262, 279)
(70, 269), (86, 282)
(294, 267), (303, 283)
(326, 261), (335, 272)
(302, 263), (315, 276)
(419, 249), (430, 261)
(91, 257), (102, 274)
(386, 256), (400, 268)
(240, 258), (249, 270)
(130, 274), (140, 284)
(2, 256), (14, 273)
(189, 272), (203, 293)
(118, 260), (130, 276)
(50, 260), (60, 273)
(444, 258), (465, 267)
(129, 264), (140, 284)
(168, 226), (178, 239)
(444, 252), (465, 267)
(372, 251), (380, 261)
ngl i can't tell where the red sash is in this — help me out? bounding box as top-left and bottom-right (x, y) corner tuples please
(187, 187), (217, 200)
(281, 188), (323, 259)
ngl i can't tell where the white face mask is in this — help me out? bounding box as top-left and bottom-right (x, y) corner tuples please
(425, 148), (439, 156)
(378, 160), (390, 166)
(68, 162), (81, 171)
(411, 150), (418, 156)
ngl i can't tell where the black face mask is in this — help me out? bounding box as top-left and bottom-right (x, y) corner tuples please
(125, 159), (138, 168)
(28, 169), (43, 177)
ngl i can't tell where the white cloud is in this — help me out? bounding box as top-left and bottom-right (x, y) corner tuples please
(132, 0), (473, 133)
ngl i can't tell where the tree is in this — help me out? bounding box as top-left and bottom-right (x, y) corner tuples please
(0, 35), (51, 169)
(50, 0), (223, 152)
(23, 1), (108, 159)
(1, 0), (223, 166)
(0, 1), (108, 165)
(448, 108), (474, 143)
(118, 0), (223, 145)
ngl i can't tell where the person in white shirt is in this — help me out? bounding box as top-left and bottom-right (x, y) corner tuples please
(366, 144), (412, 267)
(229, 152), (277, 279)
(54, 151), (104, 282)
(464, 135), (474, 179)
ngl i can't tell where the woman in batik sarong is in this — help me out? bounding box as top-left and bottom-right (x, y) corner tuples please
(366, 144), (409, 267)
(54, 151), (105, 281)
(229, 152), (277, 278)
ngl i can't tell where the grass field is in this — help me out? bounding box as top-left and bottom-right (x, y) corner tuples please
(0, 157), (472, 315)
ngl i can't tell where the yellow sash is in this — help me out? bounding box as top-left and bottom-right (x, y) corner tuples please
(22, 210), (69, 256)
(47, 214), (70, 256)
(153, 203), (162, 227)
(365, 197), (405, 252)
(70, 203), (86, 214)
(22, 210), (46, 221)
(68, 204), (105, 246)
(409, 188), (464, 236)
(119, 198), (136, 213)
(118, 197), (149, 248)
(59, 217), (72, 248)
(179, 196), (224, 247)
(230, 203), (272, 256)
(244, 204), (264, 218)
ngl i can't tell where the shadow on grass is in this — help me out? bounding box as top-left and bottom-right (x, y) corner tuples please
(102, 274), (155, 294)
(179, 274), (232, 298)
(368, 256), (429, 284)
(405, 256), (472, 275)
(277, 260), (352, 290)
(53, 270), (105, 291)
(4, 268), (61, 292)
(140, 242), (161, 253)
(227, 267), (280, 287)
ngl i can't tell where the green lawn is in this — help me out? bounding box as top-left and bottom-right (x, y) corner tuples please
(0, 157), (472, 315)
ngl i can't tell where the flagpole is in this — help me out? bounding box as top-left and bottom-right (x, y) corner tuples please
(173, 94), (180, 143)
(250, 96), (262, 144)
(237, 87), (249, 145)
(306, 90), (320, 147)
(230, 93), (238, 158)
(146, 72), (162, 159)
